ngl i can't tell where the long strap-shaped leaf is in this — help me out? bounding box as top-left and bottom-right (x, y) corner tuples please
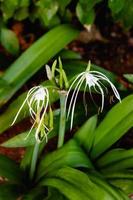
(0, 183), (22, 200)
(40, 167), (119, 200)
(104, 170), (133, 196)
(86, 171), (127, 200)
(91, 94), (133, 159)
(0, 154), (23, 183)
(0, 24), (79, 107)
(97, 148), (133, 169)
(74, 115), (97, 152)
(41, 177), (90, 200)
(36, 139), (93, 181)
(101, 157), (133, 172)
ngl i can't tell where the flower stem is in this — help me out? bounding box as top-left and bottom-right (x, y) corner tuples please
(30, 141), (40, 180)
(57, 91), (67, 148)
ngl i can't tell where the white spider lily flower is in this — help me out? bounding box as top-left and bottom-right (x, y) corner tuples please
(66, 63), (121, 130)
(11, 85), (50, 143)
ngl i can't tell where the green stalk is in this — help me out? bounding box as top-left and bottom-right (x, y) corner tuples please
(30, 141), (40, 180)
(57, 91), (67, 148)
(29, 107), (45, 180)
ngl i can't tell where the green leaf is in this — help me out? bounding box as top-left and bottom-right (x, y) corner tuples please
(19, 0), (30, 7)
(111, 179), (133, 197)
(14, 7), (29, 20)
(37, 139), (93, 180)
(41, 177), (89, 200)
(41, 167), (119, 200)
(59, 49), (81, 60)
(57, 0), (71, 9)
(20, 146), (33, 170)
(76, 0), (102, 25)
(0, 78), (10, 87)
(108, 0), (125, 14)
(97, 148), (133, 169)
(121, 1), (133, 29)
(112, 0), (133, 29)
(49, 167), (95, 199)
(102, 156), (133, 172)
(91, 94), (133, 159)
(0, 24), (79, 107)
(1, 0), (19, 20)
(104, 170), (133, 180)
(1, 129), (53, 148)
(123, 74), (133, 84)
(45, 15), (61, 28)
(118, 190), (130, 200)
(86, 171), (126, 200)
(22, 187), (47, 200)
(0, 28), (19, 55)
(46, 188), (67, 200)
(1, 130), (36, 148)
(76, 3), (95, 25)
(104, 170), (133, 195)
(36, 0), (59, 26)
(0, 183), (22, 200)
(74, 115), (97, 152)
(0, 154), (23, 183)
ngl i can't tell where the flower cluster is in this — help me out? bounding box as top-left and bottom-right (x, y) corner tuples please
(12, 61), (121, 142)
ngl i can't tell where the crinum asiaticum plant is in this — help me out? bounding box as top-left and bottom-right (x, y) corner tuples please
(1, 93), (132, 199)
(11, 59), (121, 181)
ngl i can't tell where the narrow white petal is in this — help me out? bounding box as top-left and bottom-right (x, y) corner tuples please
(67, 75), (85, 120)
(110, 83), (121, 101)
(97, 80), (108, 93)
(95, 81), (105, 112)
(91, 71), (121, 101)
(24, 121), (36, 140)
(11, 97), (28, 126)
(65, 72), (85, 107)
(70, 77), (85, 129)
(83, 82), (88, 115)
